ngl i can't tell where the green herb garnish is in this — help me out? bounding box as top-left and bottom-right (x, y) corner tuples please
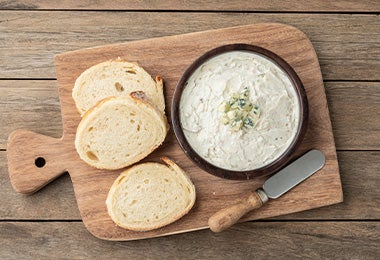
(219, 87), (260, 131)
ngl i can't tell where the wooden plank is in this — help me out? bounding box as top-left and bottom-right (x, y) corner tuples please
(0, 80), (63, 149)
(1, 81), (379, 150)
(0, 11), (379, 80)
(326, 82), (380, 150)
(0, 0), (378, 12)
(1, 149), (379, 220)
(0, 221), (379, 259)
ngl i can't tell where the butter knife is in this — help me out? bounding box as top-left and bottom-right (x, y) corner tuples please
(208, 149), (326, 232)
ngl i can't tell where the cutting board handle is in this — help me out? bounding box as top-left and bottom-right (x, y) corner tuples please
(7, 130), (68, 194)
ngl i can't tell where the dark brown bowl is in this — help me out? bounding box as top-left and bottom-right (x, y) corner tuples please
(172, 44), (308, 180)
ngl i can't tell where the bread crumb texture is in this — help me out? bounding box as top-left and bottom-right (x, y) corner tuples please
(72, 59), (165, 115)
(75, 95), (168, 169)
(106, 158), (196, 231)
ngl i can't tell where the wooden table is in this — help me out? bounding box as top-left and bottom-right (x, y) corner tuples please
(1, 1), (379, 259)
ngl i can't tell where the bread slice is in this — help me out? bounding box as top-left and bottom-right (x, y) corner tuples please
(72, 58), (165, 115)
(75, 92), (169, 170)
(106, 157), (196, 231)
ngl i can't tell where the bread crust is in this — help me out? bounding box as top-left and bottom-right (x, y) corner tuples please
(75, 94), (169, 170)
(106, 158), (196, 231)
(72, 58), (166, 116)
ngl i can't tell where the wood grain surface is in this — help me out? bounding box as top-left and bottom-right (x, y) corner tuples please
(0, 0), (378, 12)
(7, 23), (343, 240)
(1, 222), (379, 259)
(1, 0), (379, 258)
(1, 12), (379, 80)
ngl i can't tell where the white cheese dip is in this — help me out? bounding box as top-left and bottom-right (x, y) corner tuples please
(179, 51), (300, 171)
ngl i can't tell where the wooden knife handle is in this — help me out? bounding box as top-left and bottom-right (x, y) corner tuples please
(208, 189), (268, 232)
(7, 130), (68, 194)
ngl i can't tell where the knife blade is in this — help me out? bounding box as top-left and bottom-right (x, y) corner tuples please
(263, 149), (326, 199)
(208, 149), (326, 232)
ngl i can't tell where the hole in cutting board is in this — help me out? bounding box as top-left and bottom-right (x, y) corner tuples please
(35, 157), (46, 168)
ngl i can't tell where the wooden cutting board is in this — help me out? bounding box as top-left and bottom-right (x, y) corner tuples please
(7, 23), (343, 241)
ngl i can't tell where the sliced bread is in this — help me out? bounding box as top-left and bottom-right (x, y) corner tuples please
(72, 58), (165, 115)
(106, 157), (196, 231)
(75, 92), (169, 170)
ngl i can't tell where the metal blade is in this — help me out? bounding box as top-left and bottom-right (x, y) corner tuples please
(263, 150), (326, 199)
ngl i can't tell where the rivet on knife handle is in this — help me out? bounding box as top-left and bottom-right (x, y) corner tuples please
(208, 189), (268, 232)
